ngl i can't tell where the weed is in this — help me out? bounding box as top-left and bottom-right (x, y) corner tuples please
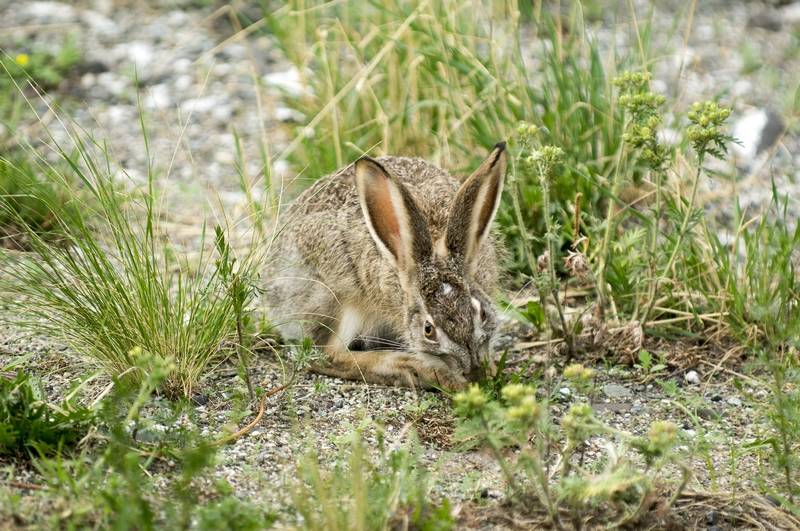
(711, 190), (800, 509)
(0, 371), (94, 459)
(14, 352), (276, 529)
(292, 427), (453, 530)
(0, 37), (81, 93)
(454, 367), (690, 528)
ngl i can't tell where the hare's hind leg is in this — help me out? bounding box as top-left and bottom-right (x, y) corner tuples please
(310, 305), (466, 390)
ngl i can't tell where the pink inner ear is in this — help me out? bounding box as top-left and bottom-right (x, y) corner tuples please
(366, 177), (402, 260)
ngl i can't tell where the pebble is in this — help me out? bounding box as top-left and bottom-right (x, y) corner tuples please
(602, 383), (632, 399)
(727, 396), (743, 407)
(22, 1), (77, 23)
(685, 370), (700, 385)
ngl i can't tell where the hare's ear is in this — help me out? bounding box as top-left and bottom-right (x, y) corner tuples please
(445, 142), (507, 269)
(355, 157), (432, 274)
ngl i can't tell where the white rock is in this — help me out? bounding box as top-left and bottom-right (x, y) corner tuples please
(782, 2), (800, 25)
(144, 84), (171, 110)
(559, 387), (571, 398)
(181, 95), (222, 114)
(732, 108), (784, 166)
(273, 159), (290, 175)
(105, 105), (132, 124)
(81, 73), (96, 89)
(732, 108), (768, 162)
(684, 370), (700, 385)
(173, 58), (192, 74)
(651, 78), (667, 94)
(275, 106), (303, 122)
(97, 72), (127, 96)
(174, 75), (193, 92)
(263, 67), (306, 96)
(22, 2), (76, 23)
(81, 10), (118, 37)
(117, 41), (155, 71)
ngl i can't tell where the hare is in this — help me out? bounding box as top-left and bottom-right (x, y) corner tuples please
(264, 143), (507, 390)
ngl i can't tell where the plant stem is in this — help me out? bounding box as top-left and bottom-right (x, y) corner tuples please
(233, 277), (254, 401)
(539, 161), (574, 357)
(638, 165), (664, 320)
(509, 154), (539, 277)
(480, 416), (524, 500)
(596, 133), (627, 322)
(641, 153), (704, 324)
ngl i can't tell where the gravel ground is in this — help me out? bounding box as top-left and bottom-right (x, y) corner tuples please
(1, 0), (799, 527)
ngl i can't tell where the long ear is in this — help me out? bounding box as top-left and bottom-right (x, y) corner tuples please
(355, 157), (432, 274)
(444, 142), (507, 268)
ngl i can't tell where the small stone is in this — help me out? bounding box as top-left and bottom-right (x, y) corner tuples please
(263, 67), (306, 96)
(275, 106), (303, 123)
(685, 370), (700, 385)
(559, 387), (571, 398)
(747, 10), (782, 31)
(22, 1), (77, 23)
(602, 383), (632, 399)
(144, 84), (171, 109)
(727, 396), (743, 407)
(697, 407), (716, 420)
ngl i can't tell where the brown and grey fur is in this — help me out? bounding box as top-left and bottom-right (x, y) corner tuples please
(263, 143), (507, 390)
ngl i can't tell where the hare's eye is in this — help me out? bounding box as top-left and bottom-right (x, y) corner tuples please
(423, 320), (437, 340)
(480, 305), (488, 323)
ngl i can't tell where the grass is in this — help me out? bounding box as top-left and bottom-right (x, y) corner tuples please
(261, 0), (638, 274)
(292, 428), (452, 530)
(0, 115), (262, 398)
(1, 353), (275, 530)
(0, 40), (83, 246)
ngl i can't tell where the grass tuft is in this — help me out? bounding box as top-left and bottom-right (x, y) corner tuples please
(0, 122), (261, 398)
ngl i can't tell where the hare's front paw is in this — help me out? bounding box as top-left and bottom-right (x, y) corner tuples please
(395, 355), (467, 391)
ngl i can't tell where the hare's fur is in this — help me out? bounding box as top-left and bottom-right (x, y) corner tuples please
(264, 148), (505, 389)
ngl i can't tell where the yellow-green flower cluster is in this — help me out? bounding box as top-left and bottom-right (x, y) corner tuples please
(516, 121), (539, 141)
(614, 71), (667, 170)
(563, 363), (595, 383)
(612, 71), (651, 94)
(453, 384), (487, 417)
(521, 145), (564, 173)
(686, 101), (731, 153)
(562, 403), (595, 443)
(618, 92), (666, 118)
(501, 383), (540, 423)
(15, 53), (30, 67)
